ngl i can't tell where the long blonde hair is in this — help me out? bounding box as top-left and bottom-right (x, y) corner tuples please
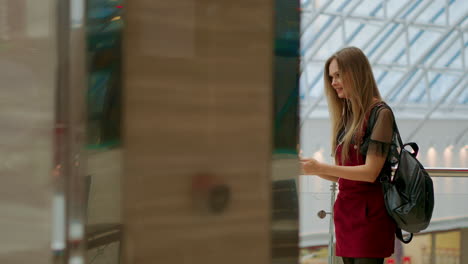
(324, 47), (382, 164)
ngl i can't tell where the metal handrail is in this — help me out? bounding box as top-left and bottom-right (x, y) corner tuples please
(320, 167), (468, 263)
(426, 167), (468, 177)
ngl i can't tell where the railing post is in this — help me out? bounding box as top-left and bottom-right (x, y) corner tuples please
(328, 182), (337, 264)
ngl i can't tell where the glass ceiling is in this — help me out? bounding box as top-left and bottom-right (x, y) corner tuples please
(300, 0), (468, 122)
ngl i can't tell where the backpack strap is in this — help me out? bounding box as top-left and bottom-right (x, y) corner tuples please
(368, 104), (417, 244)
(382, 106), (420, 162)
(396, 228), (413, 244)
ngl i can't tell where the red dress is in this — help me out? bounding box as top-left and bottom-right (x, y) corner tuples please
(333, 105), (396, 258)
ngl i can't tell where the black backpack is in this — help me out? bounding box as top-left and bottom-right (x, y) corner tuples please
(368, 104), (435, 244)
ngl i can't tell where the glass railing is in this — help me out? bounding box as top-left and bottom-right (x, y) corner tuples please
(300, 168), (468, 264)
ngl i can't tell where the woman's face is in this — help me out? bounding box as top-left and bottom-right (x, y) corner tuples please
(329, 59), (347, 99)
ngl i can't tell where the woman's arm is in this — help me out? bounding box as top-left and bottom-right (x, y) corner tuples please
(301, 106), (393, 183)
(316, 174), (339, 182)
(300, 157), (339, 182)
(301, 153), (386, 183)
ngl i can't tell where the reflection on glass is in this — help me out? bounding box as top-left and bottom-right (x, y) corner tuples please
(84, 1), (124, 263)
(395, 234), (432, 264)
(272, 0), (301, 263)
(435, 231), (460, 263)
(300, 174), (468, 264)
(390, 230), (462, 264)
(273, 0), (300, 154)
(300, 246), (328, 264)
(86, 0), (123, 148)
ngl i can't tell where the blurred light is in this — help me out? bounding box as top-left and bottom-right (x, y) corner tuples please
(403, 256), (411, 264)
(69, 221), (84, 240)
(460, 147), (467, 168)
(111, 16), (121, 21)
(427, 147), (437, 167)
(116, 5), (123, 8)
(69, 256), (84, 264)
(443, 145), (453, 167)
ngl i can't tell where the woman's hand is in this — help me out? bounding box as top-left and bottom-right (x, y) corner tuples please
(300, 157), (323, 175)
(299, 155), (338, 182)
(301, 153), (386, 182)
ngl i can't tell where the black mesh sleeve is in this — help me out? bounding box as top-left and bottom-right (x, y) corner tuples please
(360, 107), (394, 158)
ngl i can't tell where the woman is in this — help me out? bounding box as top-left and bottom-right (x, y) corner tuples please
(301, 47), (396, 264)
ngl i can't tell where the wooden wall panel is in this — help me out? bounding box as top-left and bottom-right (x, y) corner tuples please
(0, 1), (55, 263)
(123, 0), (273, 263)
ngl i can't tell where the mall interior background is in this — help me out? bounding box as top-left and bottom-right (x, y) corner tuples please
(299, 1), (467, 264)
(0, 0), (467, 264)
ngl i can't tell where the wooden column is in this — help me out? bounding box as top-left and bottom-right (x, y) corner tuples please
(0, 1), (56, 263)
(123, 1), (273, 263)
